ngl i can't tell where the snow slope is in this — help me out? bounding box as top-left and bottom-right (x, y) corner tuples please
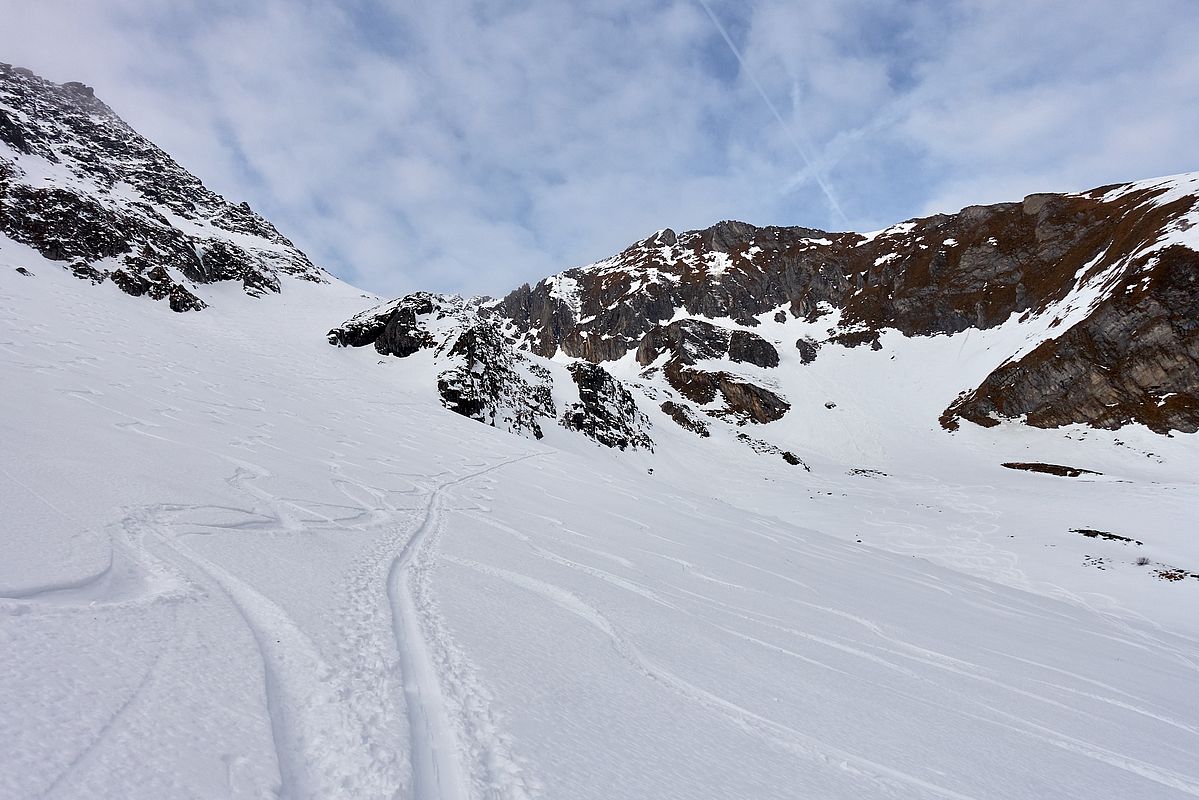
(2, 246), (1199, 799)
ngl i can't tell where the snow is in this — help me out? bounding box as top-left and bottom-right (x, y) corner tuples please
(2, 249), (1199, 799)
(858, 221), (917, 244)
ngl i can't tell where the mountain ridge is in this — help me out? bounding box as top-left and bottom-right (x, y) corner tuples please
(334, 172), (1199, 445)
(2, 60), (1196, 452)
(0, 62), (326, 311)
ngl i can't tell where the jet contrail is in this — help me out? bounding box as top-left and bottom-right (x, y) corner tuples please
(695, 0), (850, 228)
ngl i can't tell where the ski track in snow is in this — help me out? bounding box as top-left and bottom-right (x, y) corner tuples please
(153, 450), (547, 800)
(37, 636), (169, 798)
(443, 555), (984, 800)
(388, 454), (544, 800)
(9, 437), (546, 799)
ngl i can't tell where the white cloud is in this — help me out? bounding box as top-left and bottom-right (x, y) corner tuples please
(1, 0), (1195, 297)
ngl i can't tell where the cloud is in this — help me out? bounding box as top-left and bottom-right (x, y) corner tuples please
(1, 0), (1196, 297)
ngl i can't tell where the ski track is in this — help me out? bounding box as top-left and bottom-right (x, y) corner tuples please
(443, 555), (984, 800)
(37, 640), (167, 799)
(159, 529), (386, 800)
(387, 453), (544, 800)
(447, 554), (1199, 799)
(32, 446), (546, 800)
(451, 503), (1199, 799)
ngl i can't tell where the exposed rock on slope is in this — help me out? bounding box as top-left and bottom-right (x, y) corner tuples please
(331, 293), (559, 439)
(945, 241), (1199, 434)
(561, 361), (653, 451)
(335, 173), (1199, 450)
(437, 321), (556, 440)
(0, 63), (324, 310)
(487, 174), (1199, 435)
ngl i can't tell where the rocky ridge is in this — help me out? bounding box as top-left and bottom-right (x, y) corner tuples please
(329, 292), (652, 448)
(0, 62), (325, 310)
(2, 63), (1195, 456)
(334, 172), (1199, 452)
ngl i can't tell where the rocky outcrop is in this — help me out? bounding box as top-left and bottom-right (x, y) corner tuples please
(485, 174), (1198, 435)
(329, 292), (444, 356)
(437, 322), (556, 439)
(0, 62), (325, 311)
(736, 433), (809, 470)
(795, 337), (820, 364)
(660, 400), (710, 437)
(944, 243), (1199, 433)
(561, 362), (653, 450)
(329, 293), (557, 439)
(335, 171), (1199, 444)
(633, 318), (786, 424)
(728, 330), (779, 367)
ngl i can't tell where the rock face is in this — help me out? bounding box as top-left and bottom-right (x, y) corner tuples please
(634, 319), (786, 424)
(659, 400), (710, 437)
(0, 63), (324, 310)
(945, 243), (1199, 433)
(437, 322), (556, 440)
(329, 293), (557, 440)
(561, 362), (653, 451)
(334, 173), (1199, 449)
(483, 174), (1199, 435)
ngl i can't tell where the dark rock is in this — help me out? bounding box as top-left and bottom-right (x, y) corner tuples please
(1001, 462), (1102, 478)
(327, 292), (444, 354)
(1071, 528), (1141, 545)
(69, 261), (105, 283)
(728, 330), (779, 367)
(561, 362), (653, 450)
(796, 337), (820, 364)
(715, 377), (790, 424)
(0, 109), (31, 154)
(108, 267), (150, 297)
(167, 283), (206, 312)
(107, 263), (205, 311)
(736, 432), (810, 470)
(946, 242), (1199, 433)
(437, 320), (556, 439)
(0, 185), (132, 261)
(660, 400), (709, 437)
(829, 329), (882, 350)
(636, 318), (730, 366)
(0, 62), (325, 308)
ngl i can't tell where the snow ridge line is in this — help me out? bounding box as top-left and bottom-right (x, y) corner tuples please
(388, 454), (543, 800)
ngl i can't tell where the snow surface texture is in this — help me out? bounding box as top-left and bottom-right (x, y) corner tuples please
(2, 244), (1199, 799)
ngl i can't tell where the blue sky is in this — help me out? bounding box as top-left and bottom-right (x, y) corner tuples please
(2, 0), (1197, 297)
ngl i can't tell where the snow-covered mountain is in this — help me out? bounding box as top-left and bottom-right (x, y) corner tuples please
(335, 171), (1199, 453)
(3, 64), (1199, 800)
(0, 62), (325, 311)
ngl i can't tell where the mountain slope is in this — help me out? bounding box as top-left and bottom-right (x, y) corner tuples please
(0, 62), (325, 310)
(5, 253), (1199, 800)
(332, 171), (1199, 481)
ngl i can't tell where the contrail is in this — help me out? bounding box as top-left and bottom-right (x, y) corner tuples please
(695, 0), (850, 228)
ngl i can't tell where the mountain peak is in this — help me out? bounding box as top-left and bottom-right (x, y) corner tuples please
(0, 62), (326, 311)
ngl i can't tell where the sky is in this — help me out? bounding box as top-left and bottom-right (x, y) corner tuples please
(1, 1), (1196, 298)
